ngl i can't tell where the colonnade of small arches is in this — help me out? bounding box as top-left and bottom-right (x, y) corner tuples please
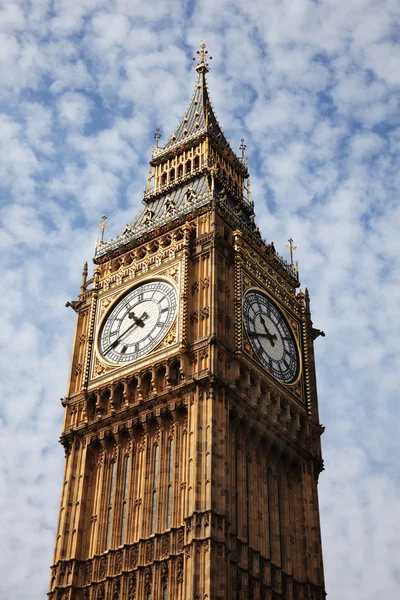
(86, 358), (184, 422)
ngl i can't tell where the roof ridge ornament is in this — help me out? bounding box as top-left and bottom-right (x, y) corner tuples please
(193, 40), (212, 73)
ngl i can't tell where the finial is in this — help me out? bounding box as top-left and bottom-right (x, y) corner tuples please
(285, 237), (297, 266)
(80, 262), (88, 294)
(154, 127), (161, 148)
(193, 40), (212, 73)
(239, 138), (246, 161)
(97, 214), (109, 245)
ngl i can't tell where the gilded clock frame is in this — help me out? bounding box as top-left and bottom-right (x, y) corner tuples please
(88, 266), (182, 387)
(242, 285), (302, 386)
(235, 264), (308, 406)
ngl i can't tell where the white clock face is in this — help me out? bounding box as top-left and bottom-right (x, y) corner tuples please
(99, 280), (177, 365)
(243, 290), (299, 383)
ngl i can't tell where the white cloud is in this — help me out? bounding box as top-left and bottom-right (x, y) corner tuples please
(57, 91), (94, 131)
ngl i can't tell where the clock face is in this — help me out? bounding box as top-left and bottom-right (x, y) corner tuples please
(243, 290), (299, 383)
(99, 280), (177, 365)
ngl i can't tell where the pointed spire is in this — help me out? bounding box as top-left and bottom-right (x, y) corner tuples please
(152, 41), (246, 178)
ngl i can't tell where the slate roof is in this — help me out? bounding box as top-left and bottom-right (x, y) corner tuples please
(151, 64), (243, 174)
(95, 176), (211, 259)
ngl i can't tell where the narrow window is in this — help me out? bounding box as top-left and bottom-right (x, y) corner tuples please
(186, 160), (192, 174)
(151, 445), (159, 534)
(178, 164), (183, 178)
(105, 460), (116, 550)
(169, 169), (175, 183)
(163, 587), (168, 600)
(120, 454), (130, 545)
(194, 156), (200, 170)
(166, 439), (174, 529)
(161, 172), (167, 186)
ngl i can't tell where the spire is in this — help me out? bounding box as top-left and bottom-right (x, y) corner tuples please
(152, 41), (245, 176)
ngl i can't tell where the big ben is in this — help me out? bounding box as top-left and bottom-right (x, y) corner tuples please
(49, 42), (326, 600)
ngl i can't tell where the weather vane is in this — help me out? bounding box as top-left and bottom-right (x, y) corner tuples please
(285, 237), (297, 266)
(193, 40), (212, 72)
(98, 214), (109, 245)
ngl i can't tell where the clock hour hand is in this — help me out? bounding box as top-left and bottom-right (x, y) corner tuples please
(128, 311), (148, 328)
(249, 331), (278, 340)
(259, 315), (278, 347)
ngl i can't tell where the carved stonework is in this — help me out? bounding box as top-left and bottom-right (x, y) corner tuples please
(115, 550), (122, 573)
(99, 556), (107, 580)
(93, 357), (115, 377)
(162, 534), (171, 556)
(128, 572), (137, 600)
(130, 545), (138, 568)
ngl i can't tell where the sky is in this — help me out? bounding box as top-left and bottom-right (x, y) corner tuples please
(0, 0), (399, 598)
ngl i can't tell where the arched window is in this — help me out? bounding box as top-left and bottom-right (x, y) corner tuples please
(105, 460), (116, 550)
(120, 454), (130, 545)
(129, 377), (138, 402)
(156, 365), (167, 392)
(151, 445), (159, 534)
(169, 169), (175, 183)
(185, 160), (192, 174)
(114, 385), (124, 406)
(166, 439), (174, 529)
(161, 172), (167, 186)
(194, 156), (200, 170)
(178, 164), (183, 178)
(168, 360), (181, 386)
(142, 372), (152, 397)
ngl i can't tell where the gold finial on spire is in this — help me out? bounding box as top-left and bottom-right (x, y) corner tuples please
(285, 237), (297, 266)
(98, 214), (109, 245)
(193, 40), (212, 73)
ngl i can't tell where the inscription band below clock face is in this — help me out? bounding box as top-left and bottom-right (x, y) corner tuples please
(99, 280), (177, 365)
(243, 290), (299, 383)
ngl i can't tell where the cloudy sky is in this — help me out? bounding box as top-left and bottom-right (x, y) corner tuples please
(1, 0), (399, 598)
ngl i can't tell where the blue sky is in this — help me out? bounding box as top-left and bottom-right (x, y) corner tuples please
(1, 1), (400, 598)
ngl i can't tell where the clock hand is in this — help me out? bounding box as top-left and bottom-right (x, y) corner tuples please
(103, 313), (149, 356)
(258, 315), (278, 347)
(248, 331), (279, 339)
(128, 311), (148, 328)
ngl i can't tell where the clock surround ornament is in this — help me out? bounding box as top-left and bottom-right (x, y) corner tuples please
(243, 288), (299, 384)
(98, 279), (177, 365)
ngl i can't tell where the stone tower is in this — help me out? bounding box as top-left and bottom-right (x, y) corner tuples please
(49, 42), (326, 600)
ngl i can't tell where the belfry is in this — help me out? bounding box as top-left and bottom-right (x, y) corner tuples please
(49, 42), (326, 600)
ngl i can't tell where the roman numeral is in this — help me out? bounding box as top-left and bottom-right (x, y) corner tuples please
(121, 346), (128, 354)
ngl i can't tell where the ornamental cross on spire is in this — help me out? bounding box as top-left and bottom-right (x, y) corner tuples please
(285, 237), (297, 266)
(193, 40), (212, 73)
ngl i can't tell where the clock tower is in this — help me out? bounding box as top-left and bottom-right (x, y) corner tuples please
(49, 42), (326, 600)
